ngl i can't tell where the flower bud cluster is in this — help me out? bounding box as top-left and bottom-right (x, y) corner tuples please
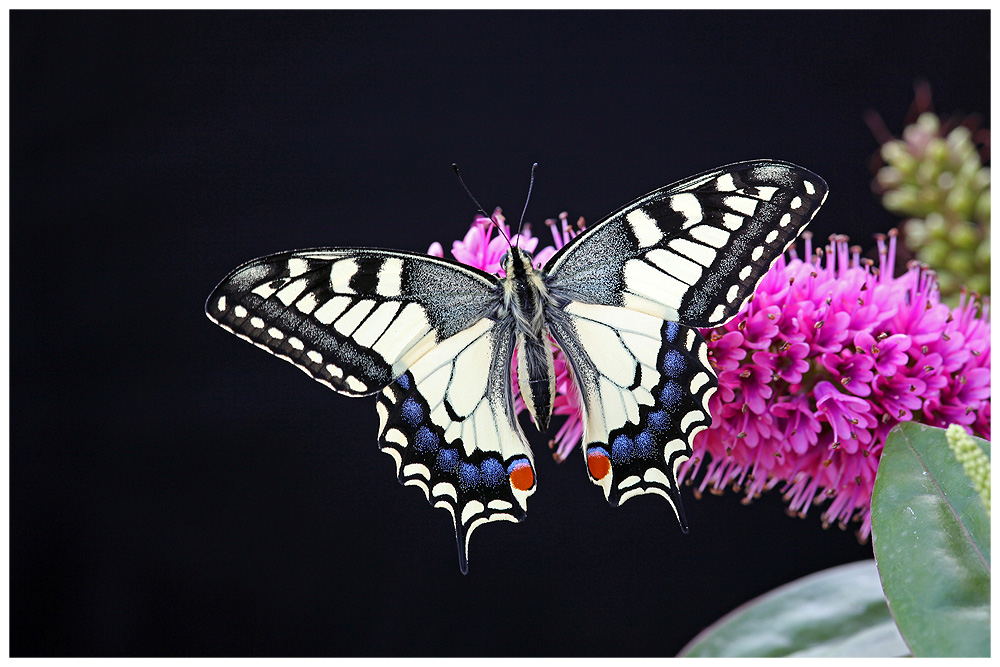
(875, 112), (990, 299)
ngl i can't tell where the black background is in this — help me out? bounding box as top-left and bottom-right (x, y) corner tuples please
(11, 10), (990, 657)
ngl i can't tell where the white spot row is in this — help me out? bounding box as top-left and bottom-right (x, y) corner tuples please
(218, 293), (377, 396)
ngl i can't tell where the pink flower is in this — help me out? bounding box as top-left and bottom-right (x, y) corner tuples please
(428, 208), (558, 273)
(431, 215), (992, 541)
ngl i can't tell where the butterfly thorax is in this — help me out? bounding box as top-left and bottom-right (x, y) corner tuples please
(500, 248), (557, 432)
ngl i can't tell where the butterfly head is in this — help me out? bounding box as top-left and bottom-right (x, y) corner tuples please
(499, 247), (537, 278)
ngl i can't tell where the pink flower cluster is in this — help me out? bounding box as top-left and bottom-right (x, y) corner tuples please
(431, 214), (991, 540)
(683, 231), (990, 539)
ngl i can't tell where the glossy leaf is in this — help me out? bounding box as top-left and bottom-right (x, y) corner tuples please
(678, 560), (907, 657)
(871, 421), (991, 657)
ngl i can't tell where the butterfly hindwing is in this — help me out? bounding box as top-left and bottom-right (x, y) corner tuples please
(545, 160), (828, 327)
(549, 303), (715, 516)
(375, 319), (535, 574)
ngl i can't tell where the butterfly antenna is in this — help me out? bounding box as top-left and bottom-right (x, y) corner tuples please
(451, 163), (511, 247)
(514, 162), (538, 248)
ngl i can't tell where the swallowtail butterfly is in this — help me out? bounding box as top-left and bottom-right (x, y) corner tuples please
(206, 160), (828, 573)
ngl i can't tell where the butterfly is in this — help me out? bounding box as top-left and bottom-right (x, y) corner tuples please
(206, 160), (828, 573)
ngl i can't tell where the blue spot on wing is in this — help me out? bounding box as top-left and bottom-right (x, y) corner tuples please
(401, 397), (423, 427)
(414, 426), (439, 453)
(661, 349), (687, 377)
(663, 321), (680, 343)
(480, 458), (506, 487)
(659, 380), (684, 409)
(436, 448), (459, 473)
(635, 430), (655, 457)
(646, 410), (673, 432)
(459, 462), (481, 491)
(395, 373), (411, 390)
(611, 434), (634, 464)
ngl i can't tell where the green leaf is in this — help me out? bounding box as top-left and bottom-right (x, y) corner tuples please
(871, 422), (991, 657)
(678, 560), (908, 657)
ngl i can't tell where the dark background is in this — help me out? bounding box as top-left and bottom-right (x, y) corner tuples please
(11, 10), (990, 657)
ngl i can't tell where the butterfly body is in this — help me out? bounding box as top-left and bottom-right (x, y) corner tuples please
(207, 160), (828, 573)
(500, 248), (558, 432)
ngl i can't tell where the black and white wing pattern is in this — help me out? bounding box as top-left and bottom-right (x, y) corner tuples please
(205, 249), (535, 573)
(545, 160), (828, 515)
(546, 160), (828, 327)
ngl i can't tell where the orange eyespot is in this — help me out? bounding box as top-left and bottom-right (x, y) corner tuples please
(509, 463), (535, 491)
(587, 449), (611, 480)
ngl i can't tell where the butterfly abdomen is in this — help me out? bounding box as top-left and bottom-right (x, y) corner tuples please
(516, 331), (556, 431)
(502, 249), (558, 432)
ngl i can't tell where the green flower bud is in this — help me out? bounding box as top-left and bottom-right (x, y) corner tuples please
(882, 141), (917, 174)
(921, 238), (951, 266)
(972, 167), (990, 192)
(883, 187), (918, 214)
(949, 221), (980, 251)
(945, 251), (974, 275)
(967, 274), (990, 295)
(974, 193), (990, 224)
(915, 112), (940, 136)
(925, 137), (950, 169)
(946, 125), (972, 152)
(903, 218), (930, 247)
(876, 166), (904, 190)
(974, 235), (990, 264)
(924, 212), (948, 238)
(946, 187), (975, 220)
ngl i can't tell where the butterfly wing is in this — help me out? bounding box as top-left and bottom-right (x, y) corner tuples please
(375, 318), (534, 574)
(206, 248), (536, 572)
(545, 160), (828, 327)
(547, 304), (714, 516)
(545, 160), (827, 512)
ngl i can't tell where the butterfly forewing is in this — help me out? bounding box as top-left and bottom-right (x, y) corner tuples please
(206, 248), (499, 395)
(545, 160), (828, 327)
